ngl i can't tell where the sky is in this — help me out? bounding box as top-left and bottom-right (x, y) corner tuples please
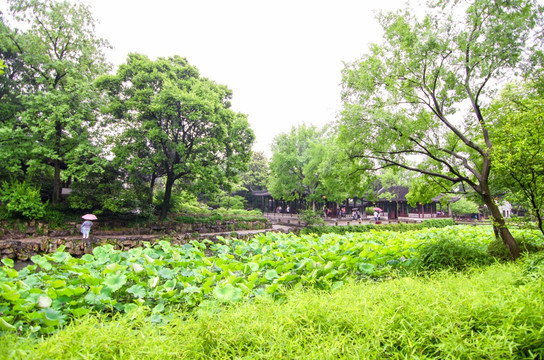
(2, 0), (410, 157)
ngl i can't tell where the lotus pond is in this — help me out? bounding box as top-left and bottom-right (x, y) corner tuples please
(1, 225), (542, 335)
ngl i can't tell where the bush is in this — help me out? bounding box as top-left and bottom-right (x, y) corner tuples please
(299, 209), (325, 227)
(420, 218), (455, 228)
(0, 181), (47, 220)
(173, 208), (267, 225)
(300, 218), (455, 235)
(212, 208), (263, 217)
(487, 236), (544, 261)
(42, 208), (66, 229)
(154, 189), (210, 215)
(416, 237), (493, 271)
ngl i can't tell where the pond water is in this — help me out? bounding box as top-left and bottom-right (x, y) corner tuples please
(14, 260), (34, 271)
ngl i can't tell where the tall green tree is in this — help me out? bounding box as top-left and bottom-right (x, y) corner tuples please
(97, 53), (254, 220)
(0, 17), (32, 182)
(488, 81), (544, 235)
(269, 125), (346, 210)
(0, 0), (110, 205)
(338, 0), (544, 260)
(241, 151), (269, 191)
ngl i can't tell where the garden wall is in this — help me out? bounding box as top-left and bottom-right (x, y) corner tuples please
(0, 219), (271, 240)
(0, 219), (274, 261)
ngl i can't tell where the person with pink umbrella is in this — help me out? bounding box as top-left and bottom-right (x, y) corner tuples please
(80, 214), (97, 239)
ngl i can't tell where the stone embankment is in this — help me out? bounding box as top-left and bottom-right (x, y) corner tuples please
(0, 219), (290, 261)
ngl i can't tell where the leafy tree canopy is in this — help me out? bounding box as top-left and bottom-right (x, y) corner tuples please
(96, 53), (254, 219)
(0, 0), (110, 205)
(487, 80), (544, 234)
(269, 124), (347, 208)
(338, 0), (544, 259)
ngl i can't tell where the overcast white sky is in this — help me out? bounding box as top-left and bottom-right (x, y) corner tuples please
(3, 0), (411, 156)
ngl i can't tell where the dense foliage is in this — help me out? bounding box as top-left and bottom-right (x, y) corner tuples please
(96, 54), (254, 219)
(0, 0), (254, 221)
(488, 81), (544, 235)
(301, 218), (456, 235)
(338, 0), (544, 259)
(0, 0), (110, 207)
(1, 225), (542, 335)
(268, 124), (347, 209)
(2, 255), (544, 359)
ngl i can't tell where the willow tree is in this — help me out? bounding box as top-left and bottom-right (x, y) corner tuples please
(339, 0), (544, 260)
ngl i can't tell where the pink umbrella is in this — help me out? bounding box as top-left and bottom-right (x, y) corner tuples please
(82, 214), (97, 221)
(373, 207), (383, 212)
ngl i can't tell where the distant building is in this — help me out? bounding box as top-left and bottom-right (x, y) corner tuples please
(499, 200), (512, 218)
(375, 186), (459, 219)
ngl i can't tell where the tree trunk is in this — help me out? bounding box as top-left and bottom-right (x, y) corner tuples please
(52, 120), (63, 206)
(528, 196), (544, 236)
(160, 173), (175, 220)
(535, 208), (544, 236)
(148, 173), (157, 206)
(482, 193), (520, 260)
(52, 159), (61, 206)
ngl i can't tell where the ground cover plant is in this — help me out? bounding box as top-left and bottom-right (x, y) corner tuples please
(300, 218), (456, 235)
(1, 256), (543, 359)
(174, 208), (267, 225)
(1, 225), (542, 336)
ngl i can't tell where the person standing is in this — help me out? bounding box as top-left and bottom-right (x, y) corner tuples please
(81, 220), (93, 239)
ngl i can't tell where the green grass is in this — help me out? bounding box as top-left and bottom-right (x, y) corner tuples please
(2, 257), (543, 359)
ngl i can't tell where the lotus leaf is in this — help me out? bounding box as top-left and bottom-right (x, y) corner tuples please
(127, 285), (146, 299)
(103, 273), (127, 292)
(213, 284), (242, 303)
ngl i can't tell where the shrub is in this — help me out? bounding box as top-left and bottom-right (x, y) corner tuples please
(487, 236), (544, 261)
(416, 237), (493, 271)
(174, 215), (198, 224)
(42, 208), (66, 229)
(520, 252), (544, 282)
(154, 189), (210, 215)
(0, 181), (47, 220)
(213, 208), (263, 217)
(420, 218), (455, 228)
(300, 218), (455, 235)
(299, 209), (325, 227)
